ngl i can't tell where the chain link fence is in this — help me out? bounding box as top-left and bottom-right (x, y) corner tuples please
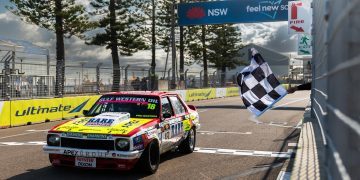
(312, 0), (360, 179)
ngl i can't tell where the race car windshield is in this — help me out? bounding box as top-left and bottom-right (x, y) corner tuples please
(87, 95), (160, 118)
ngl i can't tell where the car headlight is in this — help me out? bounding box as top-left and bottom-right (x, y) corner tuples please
(47, 134), (60, 146)
(115, 138), (130, 151)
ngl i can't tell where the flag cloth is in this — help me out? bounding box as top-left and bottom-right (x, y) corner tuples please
(236, 48), (287, 116)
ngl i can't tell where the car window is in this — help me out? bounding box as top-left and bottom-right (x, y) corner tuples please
(88, 95), (160, 118)
(169, 96), (186, 115)
(161, 97), (173, 116)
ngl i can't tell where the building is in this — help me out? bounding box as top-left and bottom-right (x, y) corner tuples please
(224, 43), (290, 82)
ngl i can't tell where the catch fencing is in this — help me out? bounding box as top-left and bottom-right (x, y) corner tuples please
(312, 0), (360, 179)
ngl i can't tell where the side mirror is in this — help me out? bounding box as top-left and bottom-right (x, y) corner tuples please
(188, 105), (197, 111)
(163, 113), (171, 119)
(83, 110), (89, 116)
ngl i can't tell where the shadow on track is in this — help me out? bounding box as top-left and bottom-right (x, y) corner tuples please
(196, 105), (306, 111)
(8, 151), (189, 180)
(261, 128), (301, 180)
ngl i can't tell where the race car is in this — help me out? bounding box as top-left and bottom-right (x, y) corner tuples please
(43, 91), (200, 174)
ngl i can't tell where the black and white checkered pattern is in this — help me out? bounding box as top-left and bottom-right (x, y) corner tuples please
(237, 48), (287, 116)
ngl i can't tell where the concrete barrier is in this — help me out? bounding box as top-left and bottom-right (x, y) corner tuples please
(0, 88), (241, 129)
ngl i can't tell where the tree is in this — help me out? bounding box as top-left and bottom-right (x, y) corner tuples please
(8, 0), (94, 96)
(87, 0), (148, 91)
(207, 24), (245, 86)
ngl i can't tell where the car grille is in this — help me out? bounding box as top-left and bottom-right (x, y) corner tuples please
(61, 137), (115, 151)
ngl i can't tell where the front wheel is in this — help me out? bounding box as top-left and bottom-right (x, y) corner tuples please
(178, 127), (196, 154)
(139, 140), (160, 174)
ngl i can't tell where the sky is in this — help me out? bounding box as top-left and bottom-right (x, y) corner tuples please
(0, 0), (303, 72)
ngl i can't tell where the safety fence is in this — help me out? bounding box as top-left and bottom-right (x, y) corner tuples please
(312, 0), (360, 179)
(0, 87), (240, 129)
(0, 59), (297, 100)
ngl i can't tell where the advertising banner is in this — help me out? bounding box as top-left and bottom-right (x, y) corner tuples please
(298, 34), (312, 55)
(178, 0), (291, 26)
(9, 95), (100, 127)
(186, 88), (216, 101)
(62, 95), (101, 119)
(0, 101), (11, 128)
(288, 1), (312, 34)
(216, 88), (227, 98)
(226, 87), (240, 97)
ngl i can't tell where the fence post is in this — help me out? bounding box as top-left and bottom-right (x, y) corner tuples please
(124, 65), (130, 91)
(200, 70), (203, 88)
(185, 69), (189, 89)
(96, 63), (102, 94)
(212, 71), (217, 87)
(167, 68), (172, 90)
(4, 54), (11, 100)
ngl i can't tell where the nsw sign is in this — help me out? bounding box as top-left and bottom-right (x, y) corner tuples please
(288, 1), (312, 34)
(178, 0), (291, 26)
(298, 34), (312, 55)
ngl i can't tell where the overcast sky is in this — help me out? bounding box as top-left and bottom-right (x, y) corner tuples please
(0, 0), (302, 72)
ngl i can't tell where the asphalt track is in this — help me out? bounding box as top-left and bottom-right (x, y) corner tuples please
(0, 91), (310, 180)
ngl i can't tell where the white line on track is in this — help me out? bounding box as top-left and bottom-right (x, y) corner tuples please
(0, 141), (46, 146)
(0, 131), (45, 140)
(26, 129), (49, 132)
(197, 130), (252, 135)
(271, 97), (309, 109)
(194, 147), (293, 158)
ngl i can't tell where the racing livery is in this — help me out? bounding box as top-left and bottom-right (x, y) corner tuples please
(43, 91), (200, 174)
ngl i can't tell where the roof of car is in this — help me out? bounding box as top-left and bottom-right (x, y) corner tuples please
(104, 91), (178, 96)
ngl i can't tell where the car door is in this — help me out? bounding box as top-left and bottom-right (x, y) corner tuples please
(168, 96), (187, 145)
(159, 96), (176, 153)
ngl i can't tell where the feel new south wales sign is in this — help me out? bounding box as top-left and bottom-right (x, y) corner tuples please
(178, 0), (291, 26)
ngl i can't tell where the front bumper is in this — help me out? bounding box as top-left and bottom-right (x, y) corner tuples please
(44, 146), (143, 170)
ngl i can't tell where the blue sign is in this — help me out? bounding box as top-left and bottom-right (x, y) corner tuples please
(178, 0), (290, 26)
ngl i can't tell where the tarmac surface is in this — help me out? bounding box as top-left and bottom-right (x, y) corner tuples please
(0, 91), (310, 180)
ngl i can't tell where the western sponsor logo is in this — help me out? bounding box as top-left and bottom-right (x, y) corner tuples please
(14, 99), (89, 117)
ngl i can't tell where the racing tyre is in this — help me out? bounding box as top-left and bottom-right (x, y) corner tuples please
(139, 140), (160, 174)
(179, 127), (196, 154)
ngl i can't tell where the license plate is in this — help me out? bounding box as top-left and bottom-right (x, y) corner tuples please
(75, 157), (96, 168)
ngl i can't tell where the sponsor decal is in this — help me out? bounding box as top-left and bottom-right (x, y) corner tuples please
(63, 149), (110, 158)
(97, 96), (158, 105)
(85, 118), (115, 127)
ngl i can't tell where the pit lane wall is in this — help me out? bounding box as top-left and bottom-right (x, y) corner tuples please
(0, 87), (240, 128)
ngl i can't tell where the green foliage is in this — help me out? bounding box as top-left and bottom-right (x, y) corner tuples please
(207, 24), (245, 71)
(8, 0), (94, 38)
(86, 0), (148, 56)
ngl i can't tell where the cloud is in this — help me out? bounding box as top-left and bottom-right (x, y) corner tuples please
(238, 21), (297, 53)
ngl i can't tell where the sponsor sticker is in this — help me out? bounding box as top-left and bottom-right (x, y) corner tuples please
(85, 118), (115, 126)
(75, 157), (96, 168)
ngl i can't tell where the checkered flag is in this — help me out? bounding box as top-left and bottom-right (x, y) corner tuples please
(237, 48), (287, 116)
